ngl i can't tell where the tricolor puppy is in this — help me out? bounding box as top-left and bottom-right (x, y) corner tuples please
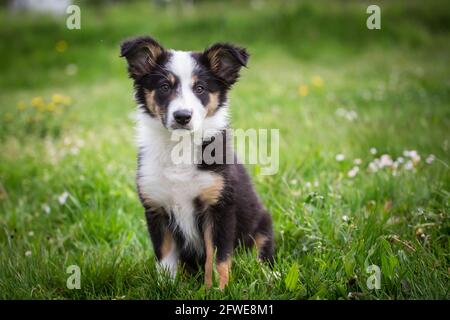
(120, 36), (274, 289)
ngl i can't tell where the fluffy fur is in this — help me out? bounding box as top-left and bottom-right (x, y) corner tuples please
(121, 36), (274, 289)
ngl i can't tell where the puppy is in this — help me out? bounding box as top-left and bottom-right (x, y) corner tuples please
(120, 36), (274, 289)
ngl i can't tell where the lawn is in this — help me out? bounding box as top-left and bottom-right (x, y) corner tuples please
(0, 0), (449, 299)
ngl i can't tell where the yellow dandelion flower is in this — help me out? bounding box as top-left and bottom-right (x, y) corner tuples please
(52, 94), (64, 104)
(312, 75), (324, 88)
(31, 96), (45, 108)
(17, 101), (26, 112)
(55, 40), (68, 53)
(298, 84), (308, 97)
(47, 101), (57, 112)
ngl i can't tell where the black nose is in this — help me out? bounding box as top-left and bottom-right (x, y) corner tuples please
(173, 109), (192, 125)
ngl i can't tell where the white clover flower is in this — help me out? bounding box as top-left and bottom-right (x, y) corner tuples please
(426, 154), (435, 164)
(42, 203), (51, 214)
(404, 160), (414, 170)
(336, 108), (358, 121)
(58, 191), (69, 205)
(304, 182), (312, 188)
(368, 161), (379, 172)
(379, 154), (393, 168)
(396, 156), (404, 164)
(370, 147), (377, 155)
(342, 215), (349, 222)
(28, 231), (34, 237)
(313, 180), (319, 187)
(336, 154), (345, 162)
(290, 179), (298, 185)
(353, 158), (362, 165)
(347, 166), (359, 178)
(408, 150), (421, 163)
(25, 251), (32, 257)
(346, 110), (358, 121)
(404, 150), (420, 162)
(391, 161), (399, 170)
(408, 150), (418, 158)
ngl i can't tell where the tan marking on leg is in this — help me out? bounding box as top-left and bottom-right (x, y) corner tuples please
(204, 224), (214, 289)
(160, 230), (173, 259)
(216, 258), (231, 290)
(206, 92), (220, 117)
(199, 175), (224, 206)
(254, 233), (268, 252)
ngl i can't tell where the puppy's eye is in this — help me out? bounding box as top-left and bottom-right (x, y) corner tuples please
(160, 83), (170, 93)
(195, 84), (205, 94)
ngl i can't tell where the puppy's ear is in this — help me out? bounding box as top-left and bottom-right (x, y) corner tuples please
(120, 36), (164, 80)
(202, 43), (249, 86)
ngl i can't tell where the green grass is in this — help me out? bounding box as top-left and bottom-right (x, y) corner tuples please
(0, 0), (449, 299)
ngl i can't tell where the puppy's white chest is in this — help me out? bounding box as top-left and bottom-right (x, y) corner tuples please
(138, 150), (215, 250)
(140, 159), (213, 206)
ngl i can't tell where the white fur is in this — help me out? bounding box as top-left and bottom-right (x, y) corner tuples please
(159, 241), (178, 278)
(202, 104), (230, 139)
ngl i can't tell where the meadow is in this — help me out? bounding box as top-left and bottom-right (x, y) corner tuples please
(0, 0), (449, 299)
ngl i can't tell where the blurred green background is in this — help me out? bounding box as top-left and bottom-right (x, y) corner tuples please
(0, 0), (449, 299)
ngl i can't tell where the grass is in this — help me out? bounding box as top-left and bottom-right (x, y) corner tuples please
(0, 0), (449, 299)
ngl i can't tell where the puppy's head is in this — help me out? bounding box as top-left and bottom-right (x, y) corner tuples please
(120, 36), (248, 132)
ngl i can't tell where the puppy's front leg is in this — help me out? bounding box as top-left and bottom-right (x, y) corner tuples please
(145, 207), (178, 278)
(211, 207), (236, 290)
(203, 220), (233, 290)
(203, 223), (214, 289)
(216, 255), (232, 290)
(157, 230), (178, 278)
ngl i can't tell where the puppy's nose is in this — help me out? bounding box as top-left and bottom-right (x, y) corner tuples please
(173, 109), (192, 125)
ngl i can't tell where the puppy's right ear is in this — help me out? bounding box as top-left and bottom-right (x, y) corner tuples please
(120, 36), (164, 80)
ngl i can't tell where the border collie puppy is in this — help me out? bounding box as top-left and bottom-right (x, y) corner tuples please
(120, 36), (274, 289)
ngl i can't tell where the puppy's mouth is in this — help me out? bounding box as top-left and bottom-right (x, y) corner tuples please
(169, 123), (193, 131)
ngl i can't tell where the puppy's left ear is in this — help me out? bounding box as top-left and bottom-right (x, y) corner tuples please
(202, 43), (249, 86)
